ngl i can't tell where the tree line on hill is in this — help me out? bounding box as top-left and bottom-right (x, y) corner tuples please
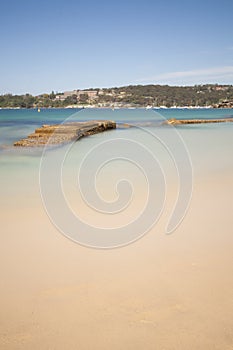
(0, 84), (233, 108)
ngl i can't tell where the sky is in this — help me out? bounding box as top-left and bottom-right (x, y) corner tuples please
(0, 0), (233, 95)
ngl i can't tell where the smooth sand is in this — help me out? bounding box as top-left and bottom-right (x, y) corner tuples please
(0, 172), (233, 350)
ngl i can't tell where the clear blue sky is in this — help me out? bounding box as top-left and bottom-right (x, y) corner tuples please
(1, 0), (233, 95)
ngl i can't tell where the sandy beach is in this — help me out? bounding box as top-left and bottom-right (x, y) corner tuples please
(1, 169), (233, 350)
(1, 0), (233, 347)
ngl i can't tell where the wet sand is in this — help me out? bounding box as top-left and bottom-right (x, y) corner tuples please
(0, 172), (233, 349)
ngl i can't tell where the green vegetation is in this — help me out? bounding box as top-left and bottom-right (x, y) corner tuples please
(106, 84), (233, 107)
(0, 94), (36, 108)
(1, 84), (233, 108)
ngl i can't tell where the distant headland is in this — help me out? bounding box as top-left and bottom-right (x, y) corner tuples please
(1, 84), (233, 109)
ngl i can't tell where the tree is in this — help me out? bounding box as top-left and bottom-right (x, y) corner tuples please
(79, 93), (89, 104)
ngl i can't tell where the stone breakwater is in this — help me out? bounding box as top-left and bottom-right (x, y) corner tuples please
(165, 117), (233, 125)
(14, 120), (116, 147)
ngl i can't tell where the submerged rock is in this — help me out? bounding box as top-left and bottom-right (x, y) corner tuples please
(165, 117), (233, 125)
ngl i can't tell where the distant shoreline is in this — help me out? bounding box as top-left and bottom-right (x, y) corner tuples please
(1, 84), (233, 109)
(0, 106), (232, 110)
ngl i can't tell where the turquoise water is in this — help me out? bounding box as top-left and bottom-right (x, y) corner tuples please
(1, 107), (232, 146)
(1, 108), (233, 246)
(1, 108), (233, 179)
(1, 107), (233, 167)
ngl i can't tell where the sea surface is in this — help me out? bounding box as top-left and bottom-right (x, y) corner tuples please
(1, 108), (233, 349)
(1, 107), (233, 239)
(1, 107), (233, 197)
(1, 107), (233, 176)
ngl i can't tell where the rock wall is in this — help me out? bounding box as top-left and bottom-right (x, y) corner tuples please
(14, 120), (116, 147)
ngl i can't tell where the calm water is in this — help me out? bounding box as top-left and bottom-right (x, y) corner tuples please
(0, 107), (233, 159)
(1, 109), (233, 346)
(1, 107), (233, 203)
(0, 107), (233, 246)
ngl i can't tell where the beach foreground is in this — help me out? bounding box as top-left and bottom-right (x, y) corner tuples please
(1, 108), (233, 349)
(1, 171), (233, 349)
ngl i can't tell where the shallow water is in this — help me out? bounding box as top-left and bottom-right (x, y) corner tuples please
(0, 108), (233, 349)
(1, 108), (233, 241)
(1, 108), (233, 202)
